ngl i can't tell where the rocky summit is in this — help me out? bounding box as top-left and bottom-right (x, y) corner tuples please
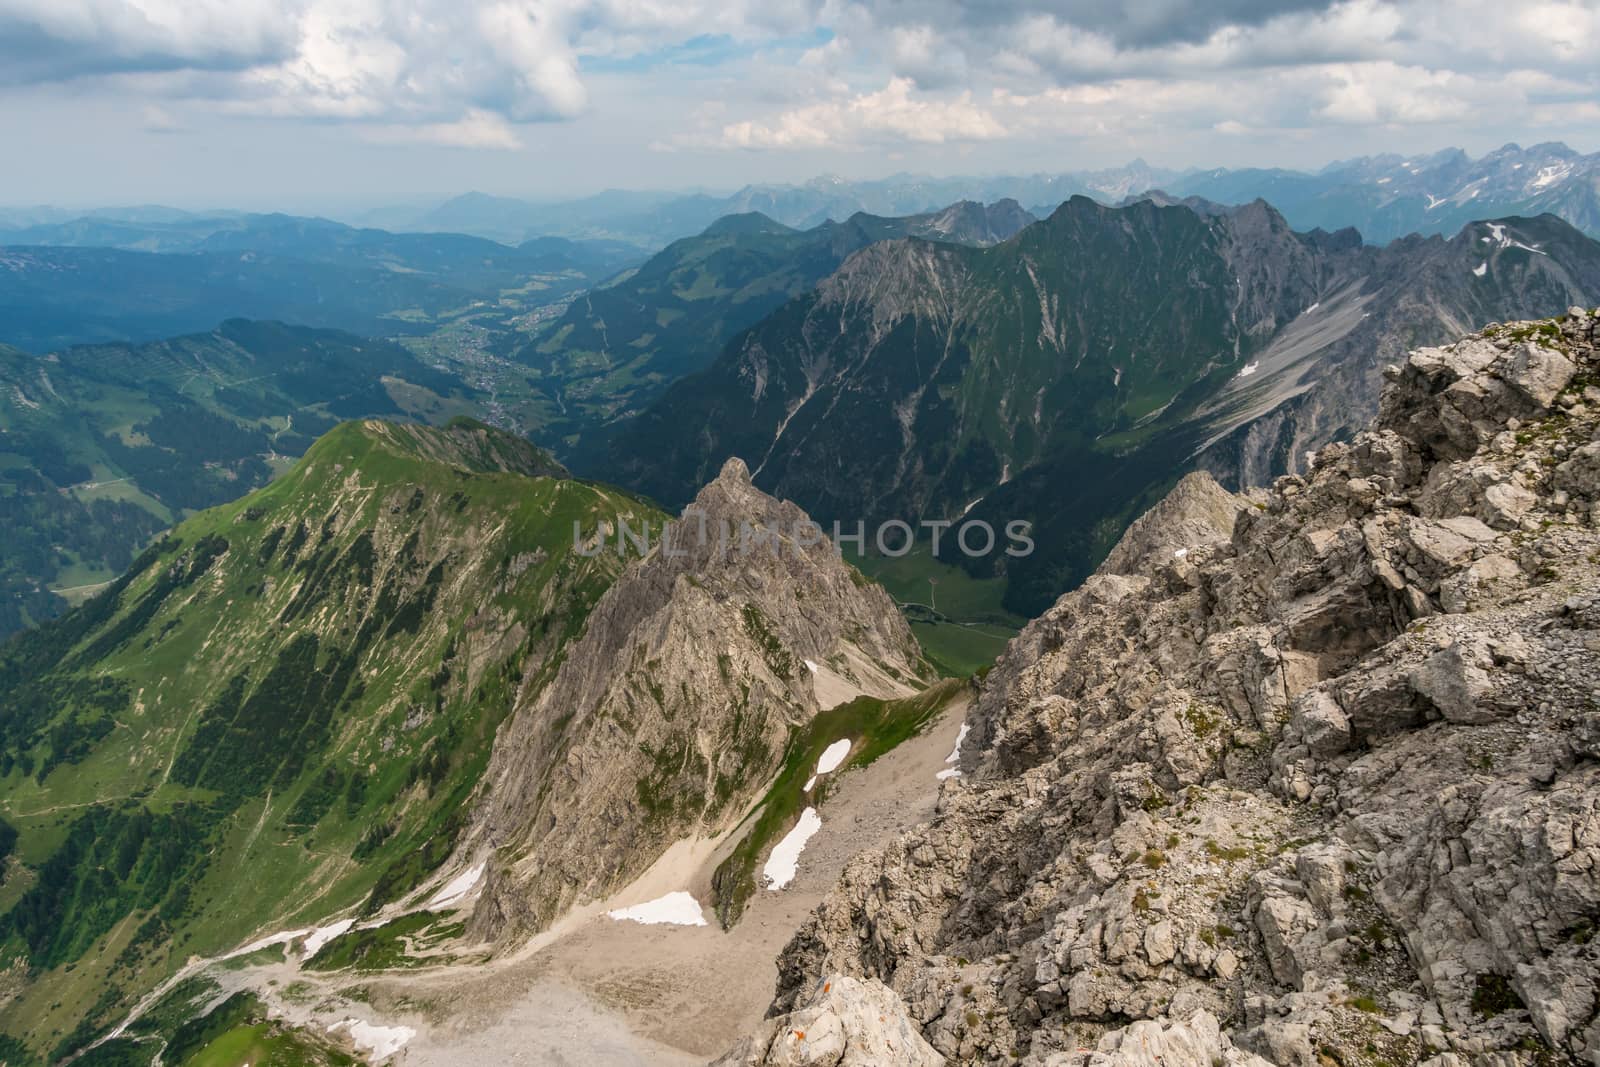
(724, 308), (1600, 1065)
(466, 455), (929, 943)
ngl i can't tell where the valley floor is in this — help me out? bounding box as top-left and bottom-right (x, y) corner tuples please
(214, 694), (971, 1065)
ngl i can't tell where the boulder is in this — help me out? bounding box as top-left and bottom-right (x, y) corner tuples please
(1504, 342), (1577, 409)
(1409, 639), (1500, 724)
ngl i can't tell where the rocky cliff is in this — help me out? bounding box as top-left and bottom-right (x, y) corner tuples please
(468, 457), (929, 942)
(731, 308), (1600, 1065)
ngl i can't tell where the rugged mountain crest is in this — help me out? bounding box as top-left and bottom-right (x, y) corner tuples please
(521, 200), (1032, 460)
(467, 455), (928, 942)
(1095, 471), (1244, 578)
(1200, 214), (1600, 489)
(741, 309), (1600, 1065)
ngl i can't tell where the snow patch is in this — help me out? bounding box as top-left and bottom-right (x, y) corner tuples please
(1236, 362), (1260, 379)
(1531, 164), (1571, 190)
(804, 659), (819, 674)
(1173, 547), (1189, 559)
(1473, 262), (1488, 277)
(330, 1020), (415, 1062)
(803, 775), (816, 791)
(426, 863), (485, 910)
(937, 722), (970, 781)
(302, 920), (355, 958)
(763, 808), (822, 890)
(233, 928), (311, 958)
(607, 891), (707, 926)
(815, 738), (852, 776)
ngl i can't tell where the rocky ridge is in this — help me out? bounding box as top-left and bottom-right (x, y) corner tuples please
(730, 308), (1600, 1065)
(467, 456), (929, 942)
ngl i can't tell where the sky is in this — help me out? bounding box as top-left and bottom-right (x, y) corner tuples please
(1, 0), (1597, 210)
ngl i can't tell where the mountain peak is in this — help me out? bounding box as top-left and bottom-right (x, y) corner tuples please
(310, 417), (567, 480)
(717, 455), (753, 484)
(702, 211), (794, 237)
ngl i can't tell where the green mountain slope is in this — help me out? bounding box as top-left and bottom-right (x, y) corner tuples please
(609, 199), (1600, 617)
(520, 202), (1034, 457)
(0, 419), (662, 1062)
(0, 321), (484, 637)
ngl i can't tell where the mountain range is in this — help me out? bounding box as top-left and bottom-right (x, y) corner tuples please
(0, 417), (934, 1063)
(337, 142), (1600, 249)
(607, 199), (1600, 616)
(0, 215), (640, 353)
(5, 307), (1596, 1066)
(3, 134), (1600, 1065)
(515, 201), (1036, 456)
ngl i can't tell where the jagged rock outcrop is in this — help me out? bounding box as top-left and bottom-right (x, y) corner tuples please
(1095, 471), (1245, 577)
(746, 309), (1600, 1065)
(716, 975), (946, 1067)
(467, 457), (928, 942)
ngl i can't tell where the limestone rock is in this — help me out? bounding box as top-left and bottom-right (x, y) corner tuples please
(467, 459), (928, 942)
(723, 311), (1600, 1067)
(715, 976), (944, 1067)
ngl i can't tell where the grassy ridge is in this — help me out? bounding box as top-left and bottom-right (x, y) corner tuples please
(710, 679), (967, 927)
(0, 419), (663, 1061)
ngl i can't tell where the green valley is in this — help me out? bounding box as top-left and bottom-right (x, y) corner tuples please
(0, 322), (482, 636)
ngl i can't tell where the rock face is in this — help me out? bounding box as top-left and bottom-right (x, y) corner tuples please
(715, 975), (946, 1067)
(1095, 471), (1245, 577)
(745, 310), (1600, 1064)
(467, 457), (928, 942)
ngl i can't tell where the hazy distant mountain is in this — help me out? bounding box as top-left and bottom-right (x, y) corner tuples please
(353, 145), (1599, 251)
(1167, 142), (1600, 243)
(360, 168), (1159, 248)
(0, 211), (638, 277)
(0, 216), (641, 351)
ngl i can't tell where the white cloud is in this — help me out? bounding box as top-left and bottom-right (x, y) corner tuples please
(0, 0), (1597, 163)
(721, 77), (1005, 149)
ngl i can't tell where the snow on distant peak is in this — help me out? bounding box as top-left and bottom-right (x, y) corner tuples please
(1473, 262), (1488, 277)
(1531, 164), (1571, 190)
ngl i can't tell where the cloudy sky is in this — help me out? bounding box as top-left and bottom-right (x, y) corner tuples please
(1, 0), (1597, 209)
